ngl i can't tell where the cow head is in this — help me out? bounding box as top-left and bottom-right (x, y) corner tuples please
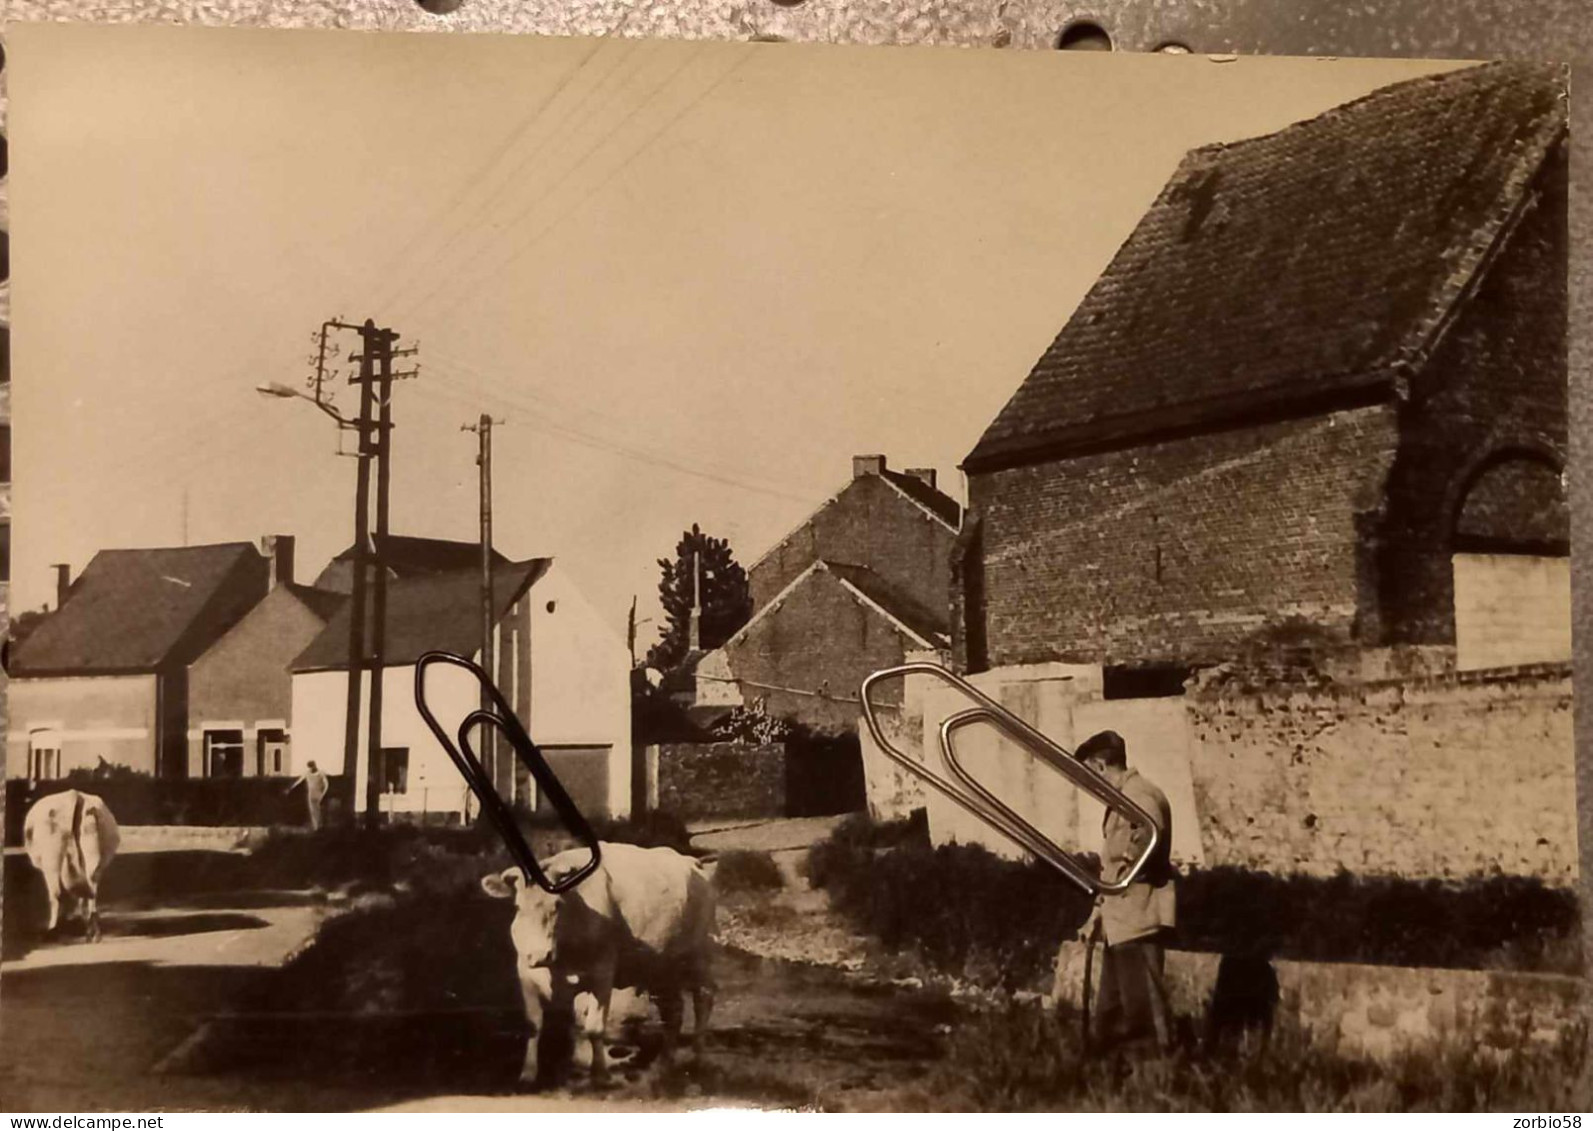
(481, 867), (567, 967)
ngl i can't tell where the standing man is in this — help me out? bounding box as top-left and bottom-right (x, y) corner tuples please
(1076, 730), (1177, 1051)
(286, 760), (330, 831)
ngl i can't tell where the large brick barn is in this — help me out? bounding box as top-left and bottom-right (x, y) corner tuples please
(954, 62), (1567, 676)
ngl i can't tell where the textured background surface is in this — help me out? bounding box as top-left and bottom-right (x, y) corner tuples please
(0, 0), (1587, 1009)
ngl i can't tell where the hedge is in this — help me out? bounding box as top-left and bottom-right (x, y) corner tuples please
(4, 770), (356, 844)
(806, 814), (1583, 989)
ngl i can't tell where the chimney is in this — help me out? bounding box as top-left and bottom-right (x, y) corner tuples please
(261, 534), (295, 589)
(853, 454), (887, 480)
(905, 468), (937, 491)
(53, 563), (70, 610)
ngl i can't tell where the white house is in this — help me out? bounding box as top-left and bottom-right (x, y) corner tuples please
(289, 557), (632, 821)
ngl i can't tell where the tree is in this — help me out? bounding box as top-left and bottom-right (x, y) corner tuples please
(6, 608), (49, 666)
(646, 524), (752, 670)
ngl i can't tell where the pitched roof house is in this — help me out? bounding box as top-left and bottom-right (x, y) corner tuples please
(716, 455), (962, 733)
(289, 556), (631, 820)
(186, 536), (346, 779)
(956, 62), (1568, 674)
(312, 533), (511, 594)
(8, 539), (278, 779)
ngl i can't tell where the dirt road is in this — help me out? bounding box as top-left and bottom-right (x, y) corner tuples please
(2, 818), (962, 1112)
(0, 847), (369, 1111)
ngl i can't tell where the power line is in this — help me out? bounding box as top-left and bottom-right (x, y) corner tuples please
(391, 43), (698, 320)
(410, 47), (745, 323)
(366, 38), (627, 316)
(408, 368), (826, 505)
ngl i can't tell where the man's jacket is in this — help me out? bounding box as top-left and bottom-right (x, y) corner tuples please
(1099, 768), (1176, 946)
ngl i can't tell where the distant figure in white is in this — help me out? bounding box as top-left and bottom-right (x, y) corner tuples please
(481, 841), (716, 1087)
(23, 789), (121, 941)
(286, 761), (329, 830)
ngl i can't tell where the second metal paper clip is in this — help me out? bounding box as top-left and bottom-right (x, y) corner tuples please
(860, 662), (1161, 897)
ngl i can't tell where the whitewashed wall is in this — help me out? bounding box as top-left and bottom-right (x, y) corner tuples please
(288, 562), (631, 818)
(911, 663), (1205, 868)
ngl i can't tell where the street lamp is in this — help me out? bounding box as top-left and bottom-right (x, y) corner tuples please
(255, 382), (359, 429)
(257, 372), (374, 828)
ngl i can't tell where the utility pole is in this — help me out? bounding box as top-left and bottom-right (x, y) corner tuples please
(689, 550), (702, 652)
(357, 321), (418, 828)
(462, 414), (506, 799)
(343, 329), (376, 828)
(260, 316), (417, 829)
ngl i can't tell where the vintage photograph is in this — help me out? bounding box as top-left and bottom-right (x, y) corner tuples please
(0, 24), (1580, 1111)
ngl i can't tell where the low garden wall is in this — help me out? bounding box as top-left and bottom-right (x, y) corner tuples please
(1051, 944), (1585, 1061)
(644, 742), (785, 820)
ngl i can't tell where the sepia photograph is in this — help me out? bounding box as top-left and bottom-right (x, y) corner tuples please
(0, 23), (1580, 1112)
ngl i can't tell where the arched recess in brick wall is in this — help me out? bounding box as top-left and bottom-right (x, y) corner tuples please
(1448, 446), (1568, 671)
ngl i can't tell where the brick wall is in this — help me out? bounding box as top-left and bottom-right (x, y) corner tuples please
(653, 742), (784, 820)
(187, 586), (331, 775)
(750, 472), (955, 622)
(966, 405), (1399, 669)
(960, 142), (1565, 673)
(1376, 140), (1568, 646)
(726, 564), (925, 733)
(1187, 662), (1576, 882)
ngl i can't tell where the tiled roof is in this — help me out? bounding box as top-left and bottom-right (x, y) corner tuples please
(966, 62), (1567, 472)
(282, 582), (347, 622)
(291, 558), (551, 671)
(880, 469), (962, 527)
(330, 534), (511, 576)
(13, 543), (267, 674)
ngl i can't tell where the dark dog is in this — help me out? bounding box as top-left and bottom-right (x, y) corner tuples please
(1205, 953), (1279, 1052)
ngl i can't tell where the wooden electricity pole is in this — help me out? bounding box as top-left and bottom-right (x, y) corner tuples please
(277, 317), (417, 828)
(463, 414), (506, 798)
(341, 328), (376, 827)
(360, 322), (417, 828)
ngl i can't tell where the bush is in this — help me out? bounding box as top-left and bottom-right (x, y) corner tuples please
(714, 849), (784, 894)
(808, 815), (1091, 991)
(806, 817), (1583, 986)
(911, 1001), (1590, 1112)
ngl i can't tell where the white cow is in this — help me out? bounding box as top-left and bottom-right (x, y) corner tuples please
(23, 789), (121, 941)
(481, 841), (716, 1087)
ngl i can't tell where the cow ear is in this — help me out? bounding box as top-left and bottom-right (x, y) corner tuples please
(480, 867), (521, 900)
(546, 849), (598, 886)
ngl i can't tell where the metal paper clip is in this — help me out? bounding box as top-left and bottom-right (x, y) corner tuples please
(859, 662), (1161, 897)
(414, 650), (600, 894)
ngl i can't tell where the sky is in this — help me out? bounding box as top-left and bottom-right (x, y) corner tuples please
(9, 25), (1465, 641)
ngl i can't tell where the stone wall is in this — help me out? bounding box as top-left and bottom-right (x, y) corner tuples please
(1186, 662), (1577, 882)
(650, 742), (784, 821)
(1051, 942), (1584, 1061)
(893, 657), (1576, 883)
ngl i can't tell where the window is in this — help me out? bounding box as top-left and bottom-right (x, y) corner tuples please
(204, 729), (245, 778)
(28, 735), (60, 781)
(257, 728), (288, 776)
(381, 747), (410, 795)
(0, 424), (11, 484)
(0, 520), (10, 584)
(1102, 664), (1192, 700)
